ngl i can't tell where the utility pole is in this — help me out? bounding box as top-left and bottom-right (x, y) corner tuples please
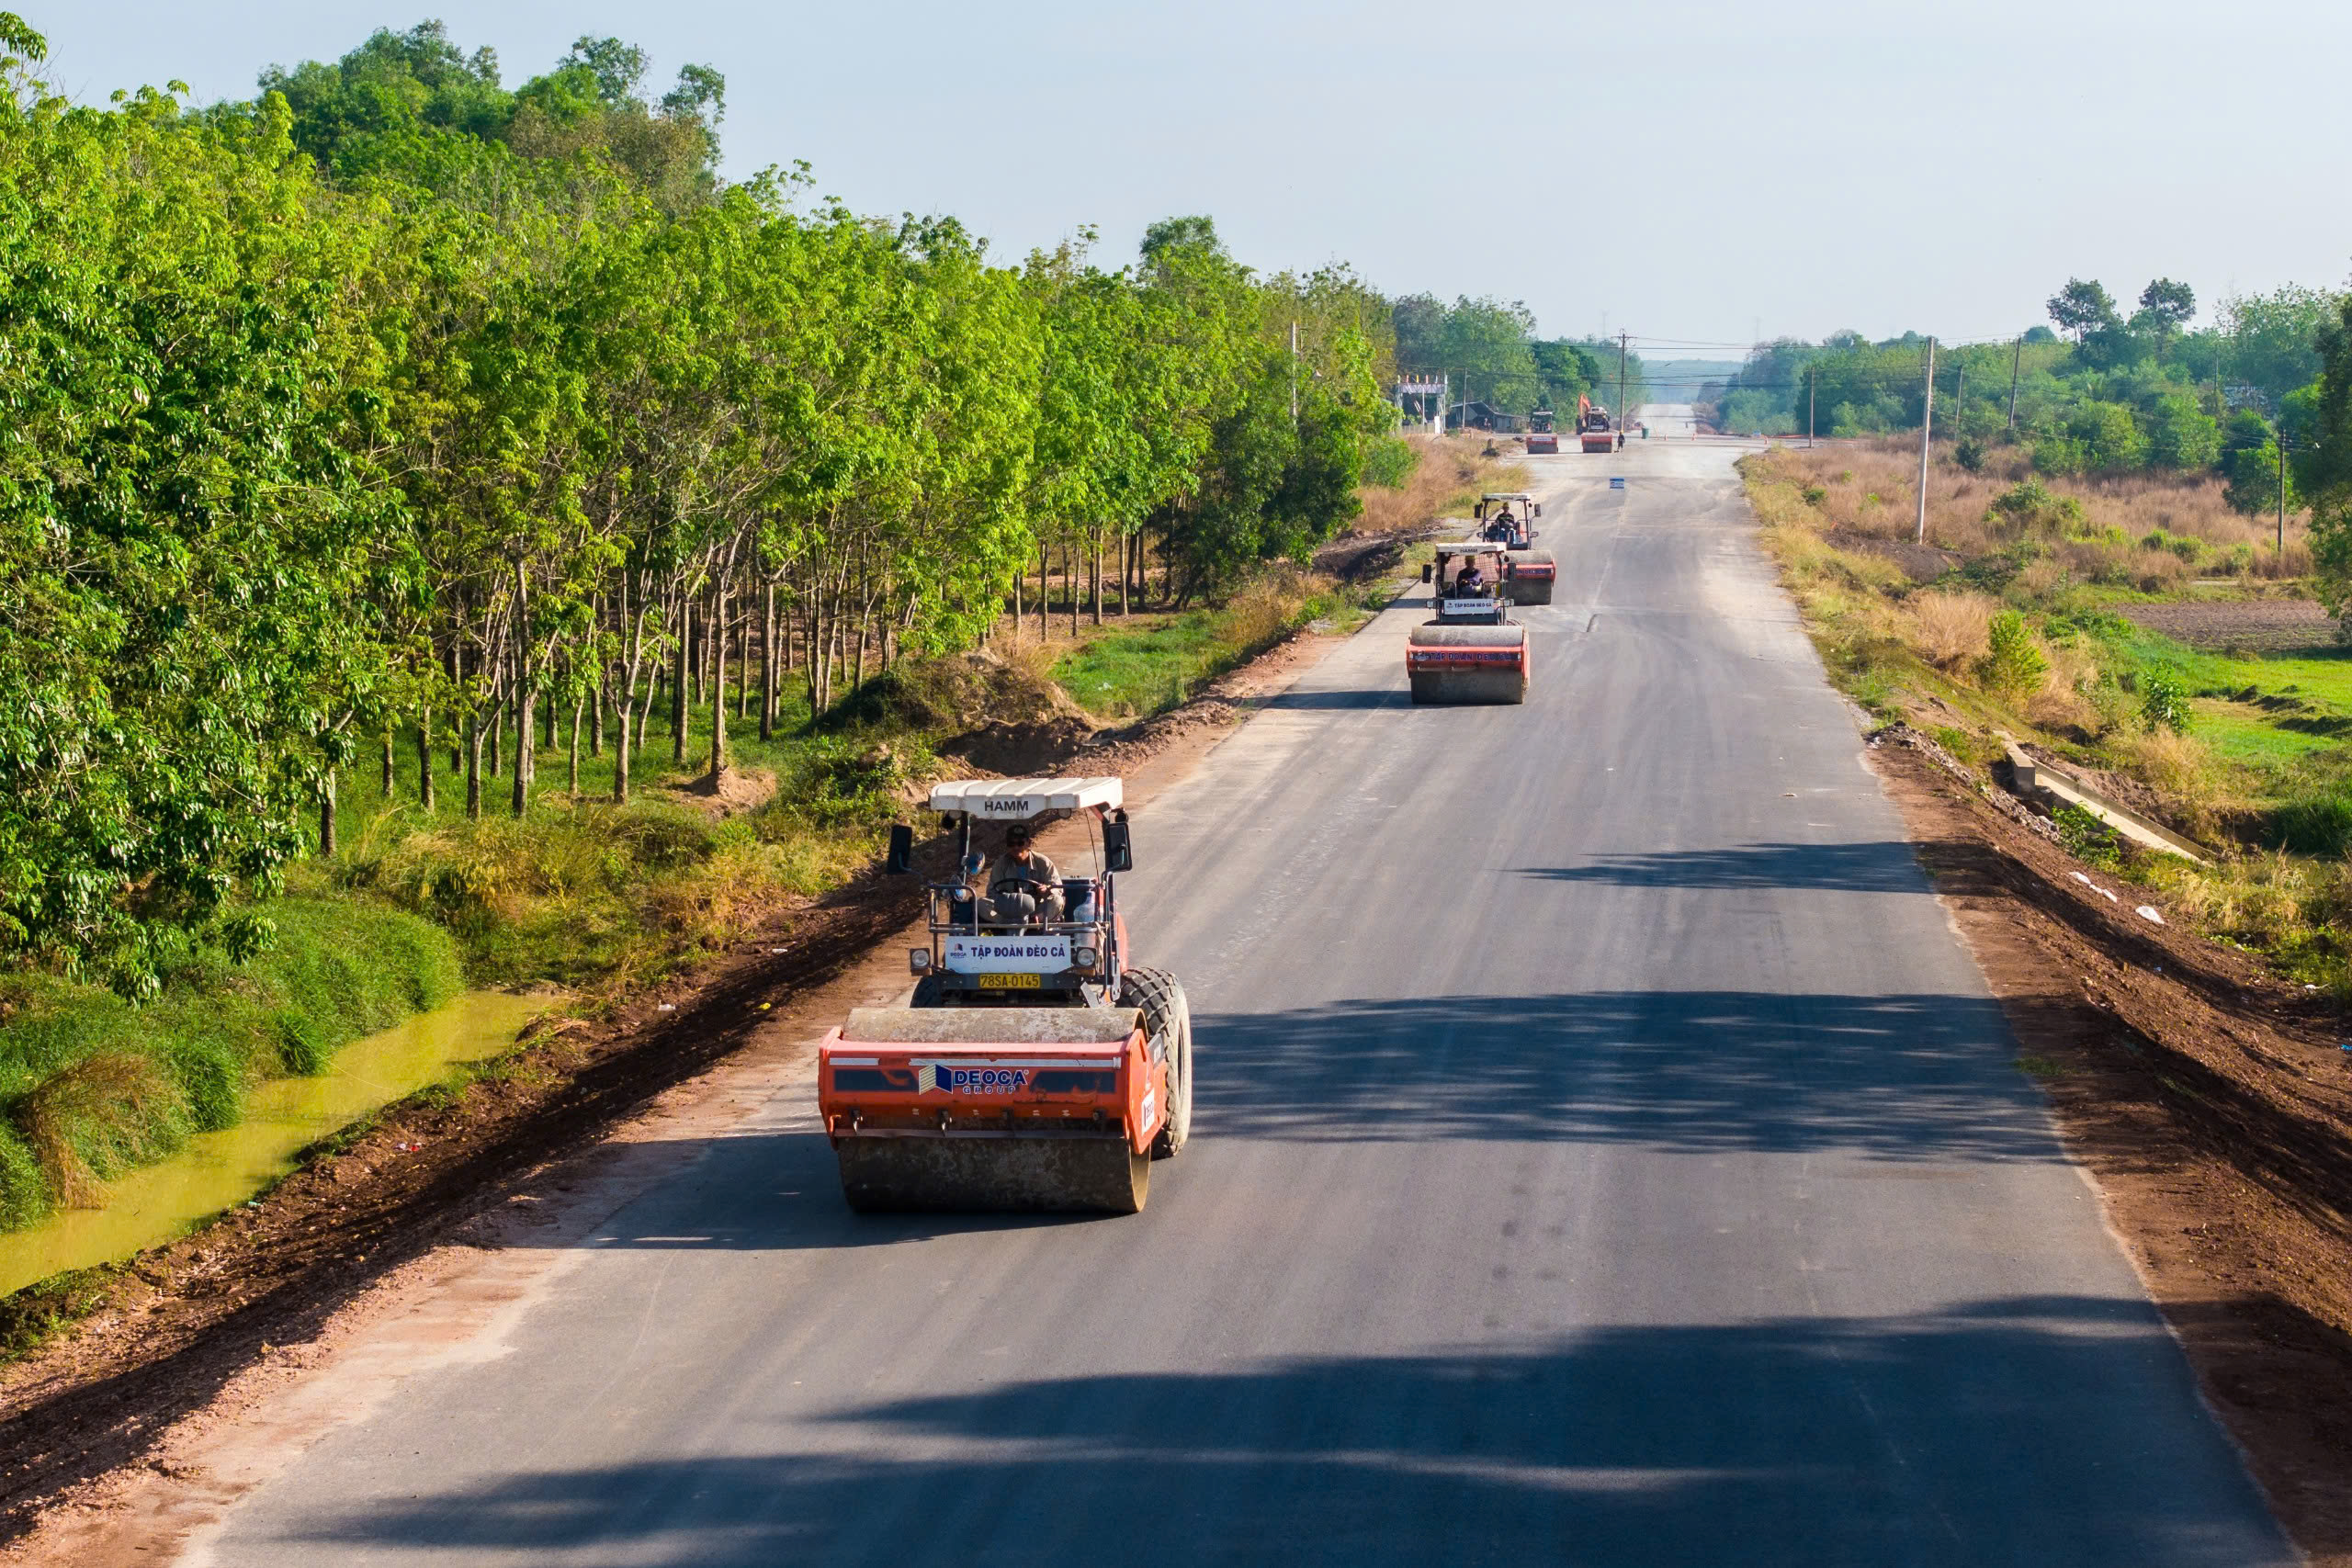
(1289, 321), (1298, 427)
(2007, 334), (2022, 436)
(1616, 330), (1629, 429)
(2279, 438), (2289, 556)
(1915, 336), (1937, 545)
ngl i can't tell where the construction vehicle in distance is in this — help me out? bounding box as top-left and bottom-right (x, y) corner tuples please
(1524, 408), (1559, 455)
(1408, 543), (1530, 705)
(1577, 395), (1616, 454)
(817, 776), (1191, 1215)
(1472, 493), (1555, 604)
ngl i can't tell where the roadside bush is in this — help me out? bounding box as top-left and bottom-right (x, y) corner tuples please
(1987, 477), (2083, 535)
(1975, 610), (2049, 697)
(1361, 435), (1419, 490)
(2139, 668), (2193, 733)
(2271, 789), (2352, 856)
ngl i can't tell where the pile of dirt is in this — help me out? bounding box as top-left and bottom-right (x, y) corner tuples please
(663, 765), (777, 818)
(826, 650), (1088, 733)
(1869, 728), (2352, 1564)
(940, 716), (1097, 776)
(816, 649), (1107, 780)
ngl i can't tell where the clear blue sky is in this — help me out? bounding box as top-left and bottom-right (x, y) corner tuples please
(30, 0), (2352, 349)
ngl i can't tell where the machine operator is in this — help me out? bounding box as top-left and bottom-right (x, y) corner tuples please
(987, 823), (1063, 922)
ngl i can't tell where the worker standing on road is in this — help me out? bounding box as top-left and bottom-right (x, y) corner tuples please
(987, 823), (1063, 922)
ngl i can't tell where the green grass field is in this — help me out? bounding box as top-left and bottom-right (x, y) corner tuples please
(2105, 625), (2352, 778)
(1053, 613), (1229, 717)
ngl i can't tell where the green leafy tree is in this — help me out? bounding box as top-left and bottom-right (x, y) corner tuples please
(2218, 286), (2340, 407)
(0, 65), (401, 993)
(2136, 277), (2195, 360)
(2047, 278), (2120, 343)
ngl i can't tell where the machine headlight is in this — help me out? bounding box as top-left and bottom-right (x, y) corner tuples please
(1072, 945), (1099, 970)
(909, 949), (932, 974)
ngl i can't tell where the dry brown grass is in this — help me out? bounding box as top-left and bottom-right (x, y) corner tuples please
(1356, 434), (1526, 534)
(1906, 591), (1996, 670)
(1769, 439), (2312, 580)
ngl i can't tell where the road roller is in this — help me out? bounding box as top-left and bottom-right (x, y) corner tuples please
(1472, 494), (1555, 604)
(817, 776), (1191, 1215)
(1408, 543), (1531, 705)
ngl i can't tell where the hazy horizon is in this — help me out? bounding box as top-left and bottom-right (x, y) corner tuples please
(28, 0), (2351, 350)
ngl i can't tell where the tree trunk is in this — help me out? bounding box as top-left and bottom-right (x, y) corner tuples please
(671, 590), (691, 762)
(465, 711), (483, 821)
(760, 581), (777, 740)
(1065, 543), (1078, 637)
(1012, 558), (1022, 646)
(706, 586), (729, 786)
(416, 705), (435, 811)
(487, 693), (502, 776)
(380, 721), (394, 798)
(511, 682), (534, 818)
(590, 668), (604, 756)
(319, 766), (337, 858)
(1037, 541), (1048, 641)
(612, 690), (633, 806)
(690, 592), (706, 709)
(1091, 534), (1103, 626)
(735, 604), (751, 723)
(447, 637), (464, 772)
(568, 696), (583, 799)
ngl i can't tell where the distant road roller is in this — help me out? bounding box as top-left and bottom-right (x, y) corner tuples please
(1408, 543), (1530, 705)
(818, 776), (1190, 1215)
(1473, 493), (1555, 604)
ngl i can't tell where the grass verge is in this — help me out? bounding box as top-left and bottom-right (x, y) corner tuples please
(1053, 567), (1388, 719)
(0, 899), (463, 1231)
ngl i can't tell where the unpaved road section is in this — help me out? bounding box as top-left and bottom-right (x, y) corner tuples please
(28, 412), (2299, 1565)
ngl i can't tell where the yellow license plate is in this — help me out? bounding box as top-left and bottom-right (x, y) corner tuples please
(976, 972), (1043, 989)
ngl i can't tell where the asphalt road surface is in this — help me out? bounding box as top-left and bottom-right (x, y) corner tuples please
(196, 411), (2293, 1565)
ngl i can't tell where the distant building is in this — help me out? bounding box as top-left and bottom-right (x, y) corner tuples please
(1446, 401), (1521, 434)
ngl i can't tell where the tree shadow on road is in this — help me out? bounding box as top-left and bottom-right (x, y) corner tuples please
(257, 1293), (2291, 1567)
(1192, 989), (2049, 1162)
(1515, 840), (1927, 895)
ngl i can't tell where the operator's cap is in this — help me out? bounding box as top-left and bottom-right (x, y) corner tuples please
(1005, 822), (1033, 847)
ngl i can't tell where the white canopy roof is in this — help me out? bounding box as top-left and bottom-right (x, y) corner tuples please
(1479, 491), (1534, 502)
(928, 776), (1124, 821)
